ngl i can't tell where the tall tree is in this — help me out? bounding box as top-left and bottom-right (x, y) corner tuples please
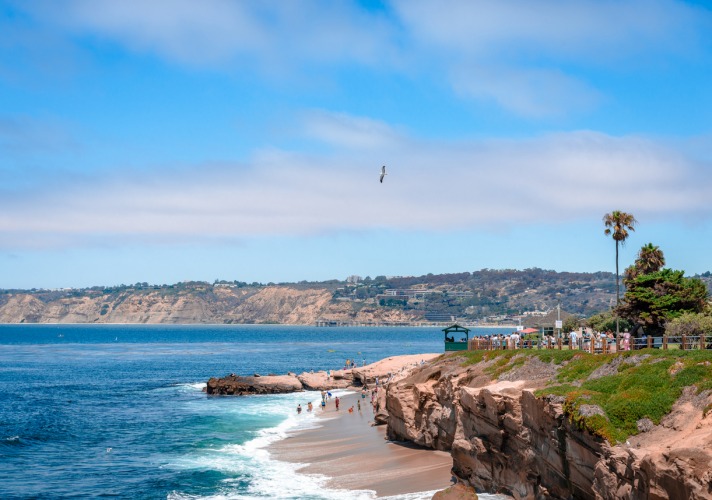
(603, 210), (637, 335)
(617, 269), (708, 336)
(624, 243), (665, 282)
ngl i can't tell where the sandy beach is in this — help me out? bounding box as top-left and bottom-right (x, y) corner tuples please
(270, 391), (455, 497)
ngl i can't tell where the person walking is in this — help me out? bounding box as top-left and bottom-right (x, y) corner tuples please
(335, 396), (340, 411)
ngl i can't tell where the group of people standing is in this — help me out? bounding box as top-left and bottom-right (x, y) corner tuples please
(296, 384), (382, 415)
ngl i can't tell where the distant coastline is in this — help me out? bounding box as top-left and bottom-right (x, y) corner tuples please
(0, 269), (636, 326)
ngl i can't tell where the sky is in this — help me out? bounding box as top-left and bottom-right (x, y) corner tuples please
(1, 0), (712, 289)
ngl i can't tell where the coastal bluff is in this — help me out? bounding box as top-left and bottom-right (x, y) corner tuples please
(384, 351), (712, 500)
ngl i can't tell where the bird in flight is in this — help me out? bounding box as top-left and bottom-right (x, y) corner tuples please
(380, 165), (387, 183)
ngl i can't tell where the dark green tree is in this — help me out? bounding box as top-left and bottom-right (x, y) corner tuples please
(562, 315), (581, 333)
(587, 311), (633, 333)
(616, 269), (708, 336)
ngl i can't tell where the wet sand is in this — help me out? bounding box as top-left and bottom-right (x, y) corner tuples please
(270, 392), (455, 497)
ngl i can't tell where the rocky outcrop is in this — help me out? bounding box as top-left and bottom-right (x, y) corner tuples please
(297, 370), (353, 391)
(384, 356), (712, 500)
(206, 354), (437, 396)
(432, 483), (479, 499)
(206, 374), (304, 395)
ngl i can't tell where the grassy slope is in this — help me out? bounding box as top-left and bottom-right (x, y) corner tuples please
(455, 349), (712, 443)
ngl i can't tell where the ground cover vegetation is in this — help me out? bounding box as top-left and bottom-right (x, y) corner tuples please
(455, 349), (712, 444)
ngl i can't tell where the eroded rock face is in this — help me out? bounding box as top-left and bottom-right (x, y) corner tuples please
(297, 371), (353, 391)
(206, 374), (303, 395)
(384, 356), (712, 500)
(0, 286), (422, 324)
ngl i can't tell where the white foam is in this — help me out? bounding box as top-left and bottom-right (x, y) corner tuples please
(165, 388), (468, 500)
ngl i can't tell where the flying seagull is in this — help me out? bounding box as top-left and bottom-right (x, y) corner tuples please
(380, 165), (387, 183)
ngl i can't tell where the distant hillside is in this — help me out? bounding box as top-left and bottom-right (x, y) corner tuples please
(1, 269), (709, 325)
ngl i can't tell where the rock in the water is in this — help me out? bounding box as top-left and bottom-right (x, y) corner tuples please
(206, 374), (302, 395)
(431, 483), (478, 499)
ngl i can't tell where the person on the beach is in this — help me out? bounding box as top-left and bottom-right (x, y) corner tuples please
(327, 391), (332, 400)
(361, 388), (366, 399)
(321, 399), (326, 410)
(297, 404), (302, 414)
(335, 396), (340, 410)
(307, 402), (313, 412)
(357, 399), (361, 412)
(348, 406), (354, 413)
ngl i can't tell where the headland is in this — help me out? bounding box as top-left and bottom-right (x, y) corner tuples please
(208, 349), (712, 499)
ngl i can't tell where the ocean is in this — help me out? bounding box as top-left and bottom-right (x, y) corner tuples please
(0, 324), (509, 499)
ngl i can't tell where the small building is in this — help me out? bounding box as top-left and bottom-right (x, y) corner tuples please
(522, 308), (578, 338)
(443, 324), (470, 351)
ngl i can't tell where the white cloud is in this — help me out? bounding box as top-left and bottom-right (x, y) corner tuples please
(0, 115), (77, 155)
(392, 0), (708, 116)
(0, 117), (709, 250)
(13, 0), (711, 117)
(302, 110), (405, 149)
(25, 0), (394, 68)
(451, 65), (601, 117)
(392, 0), (703, 59)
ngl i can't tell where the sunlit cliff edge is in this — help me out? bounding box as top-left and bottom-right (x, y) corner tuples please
(385, 350), (712, 499)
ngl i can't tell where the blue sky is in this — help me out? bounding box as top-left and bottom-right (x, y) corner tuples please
(2, 0), (712, 289)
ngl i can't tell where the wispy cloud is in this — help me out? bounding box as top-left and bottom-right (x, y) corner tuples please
(302, 110), (406, 149)
(0, 115), (78, 155)
(0, 114), (708, 250)
(450, 65), (601, 117)
(10, 0), (711, 117)
(393, 0), (708, 116)
(23, 0), (395, 69)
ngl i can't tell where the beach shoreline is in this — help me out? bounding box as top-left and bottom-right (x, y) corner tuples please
(269, 390), (455, 498)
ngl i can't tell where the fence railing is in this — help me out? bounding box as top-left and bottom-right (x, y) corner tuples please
(468, 334), (712, 353)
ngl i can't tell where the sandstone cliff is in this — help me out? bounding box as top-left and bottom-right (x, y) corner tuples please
(0, 285), (420, 324)
(385, 352), (712, 500)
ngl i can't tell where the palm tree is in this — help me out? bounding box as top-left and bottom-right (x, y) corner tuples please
(624, 243), (665, 282)
(603, 211), (637, 335)
(636, 242), (665, 274)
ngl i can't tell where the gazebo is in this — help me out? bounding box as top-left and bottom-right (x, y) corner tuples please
(443, 324), (470, 351)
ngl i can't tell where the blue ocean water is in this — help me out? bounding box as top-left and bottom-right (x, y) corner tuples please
(0, 325), (509, 499)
